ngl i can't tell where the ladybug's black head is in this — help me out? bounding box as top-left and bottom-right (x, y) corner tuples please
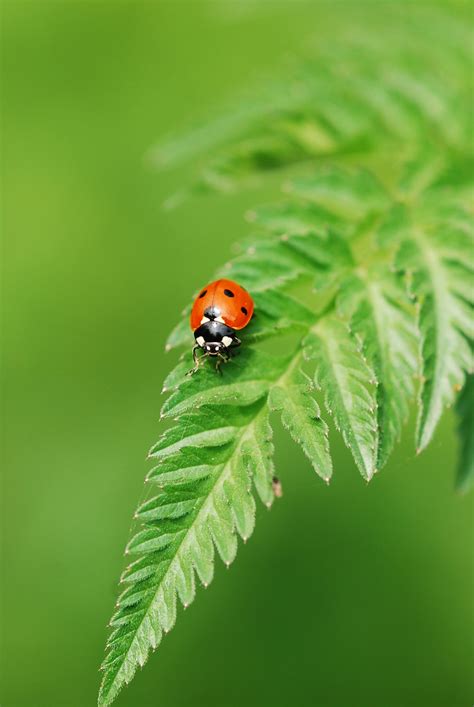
(204, 342), (225, 356)
(189, 318), (242, 376)
(194, 320), (235, 355)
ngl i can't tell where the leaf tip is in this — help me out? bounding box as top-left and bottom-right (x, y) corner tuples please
(364, 467), (376, 483)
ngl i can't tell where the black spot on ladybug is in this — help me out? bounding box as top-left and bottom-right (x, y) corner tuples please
(199, 290), (207, 298)
(224, 289), (234, 297)
(241, 306), (248, 315)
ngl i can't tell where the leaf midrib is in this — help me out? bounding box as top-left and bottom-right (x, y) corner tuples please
(413, 227), (449, 451)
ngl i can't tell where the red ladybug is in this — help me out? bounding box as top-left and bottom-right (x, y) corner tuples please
(188, 278), (254, 374)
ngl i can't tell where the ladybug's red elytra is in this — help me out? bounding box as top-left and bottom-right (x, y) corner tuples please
(188, 278), (254, 374)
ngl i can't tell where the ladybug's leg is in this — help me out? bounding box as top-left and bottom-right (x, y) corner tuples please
(215, 350), (230, 374)
(187, 345), (204, 376)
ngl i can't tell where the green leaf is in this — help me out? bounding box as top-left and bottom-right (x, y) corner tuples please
(304, 316), (377, 480)
(269, 365), (332, 482)
(241, 407), (276, 508)
(395, 201), (474, 452)
(338, 267), (419, 469)
(100, 400), (272, 706)
(101, 167), (474, 704)
(100, 10), (474, 702)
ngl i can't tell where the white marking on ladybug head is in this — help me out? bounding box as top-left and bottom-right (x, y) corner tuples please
(196, 336), (205, 347)
(205, 343), (223, 354)
(222, 336), (233, 348)
(200, 316), (210, 324)
(215, 315), (225, 324)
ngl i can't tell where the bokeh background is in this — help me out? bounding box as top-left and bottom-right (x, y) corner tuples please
(2, 1), (473, 706)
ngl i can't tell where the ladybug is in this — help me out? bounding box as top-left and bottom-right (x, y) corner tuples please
(188, 278), (254, 374)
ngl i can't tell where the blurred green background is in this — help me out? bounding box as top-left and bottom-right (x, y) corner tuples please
(2, 1), (473, 706)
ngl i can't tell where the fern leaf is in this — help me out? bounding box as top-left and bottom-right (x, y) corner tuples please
(269, 365), (332, 482)
(100, 403), (272, 704)
(101, 13), (474, 693)
(241, 407), (276, 508)
(101, 156), (474, 700)
(395, 203), (474, 452)
(101, 162), (474, 703)
(304, 316), (378, 480)
(100, 303), (371, 703)
(338, 268), (419, 469)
